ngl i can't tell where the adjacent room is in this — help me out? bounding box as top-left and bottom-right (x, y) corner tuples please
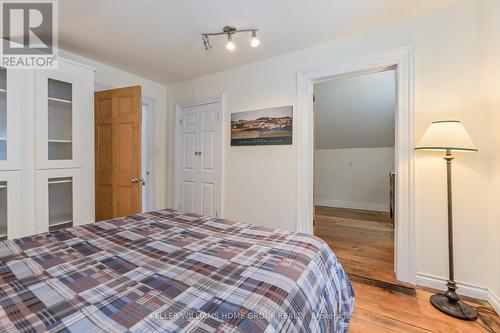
(313, 69), (397, 284)
(0, 1), (498, 332)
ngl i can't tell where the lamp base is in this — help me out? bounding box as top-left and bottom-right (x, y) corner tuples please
(430, 294), (478, 321)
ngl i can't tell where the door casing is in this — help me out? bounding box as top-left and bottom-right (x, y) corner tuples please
(296, 47), (416, 284)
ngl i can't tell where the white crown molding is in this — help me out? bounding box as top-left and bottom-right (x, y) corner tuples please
(416, 273), (499, 315)
(315, 199), (389, 212)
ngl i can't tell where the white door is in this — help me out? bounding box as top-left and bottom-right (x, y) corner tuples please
(179, 103), (220, 216)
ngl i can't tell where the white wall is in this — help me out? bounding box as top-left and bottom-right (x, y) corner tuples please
(477, 0), (500, 311)
(314, 148), (395, 211)
(59, 50), (169, 210)
(167, 0), (497, 306)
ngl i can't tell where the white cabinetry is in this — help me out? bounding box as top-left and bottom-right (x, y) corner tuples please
(0, 172), (21, 240)
(0, 59), (95, 240)
(35, 61), (86, 169)
(0, 67), (22, 171)
(36, 169), (84, 233)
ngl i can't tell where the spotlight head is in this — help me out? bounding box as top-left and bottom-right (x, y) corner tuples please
(226, 34), (236, 51)
(202, 34), (211, 51)
(250, 31), (260, 48)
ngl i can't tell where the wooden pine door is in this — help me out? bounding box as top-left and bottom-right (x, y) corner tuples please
(180, 103), (219, 217)
(95, 86), (142, 222)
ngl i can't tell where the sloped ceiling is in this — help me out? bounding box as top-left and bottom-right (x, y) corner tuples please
(315, 70), (396, 149)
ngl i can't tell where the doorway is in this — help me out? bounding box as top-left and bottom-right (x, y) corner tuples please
(175, 97), (222, 217)
(296, 47), (416, 284)
(313, 69), (397, 284)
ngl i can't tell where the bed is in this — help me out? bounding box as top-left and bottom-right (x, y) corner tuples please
(0, 209), (354, 332)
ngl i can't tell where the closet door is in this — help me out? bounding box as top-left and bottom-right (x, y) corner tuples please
(197, 103), (219, 217)
(0, 172), (22, 240)
(0, 67), (22, 171)
(180, 106), (200, 213)
(36, 169), (84, 233)
(179, 102), (220, 216)
(35, 61), (83, 169)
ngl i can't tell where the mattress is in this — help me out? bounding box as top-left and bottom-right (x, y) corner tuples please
(0, 209), (354, 332)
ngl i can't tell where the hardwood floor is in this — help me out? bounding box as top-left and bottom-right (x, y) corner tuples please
(314, 206), (499, 333)
(315, 205), (398, 285)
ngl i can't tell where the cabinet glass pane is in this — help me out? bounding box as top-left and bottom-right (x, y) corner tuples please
(0, 181), (6, 240)
(0, 68), (6, 161)
(48, 177), (73, 232)
(48, 79), (72, 160)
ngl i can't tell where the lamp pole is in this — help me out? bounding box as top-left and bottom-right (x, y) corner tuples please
(429, 150), (477, 320)
(444, 150), (458, 302)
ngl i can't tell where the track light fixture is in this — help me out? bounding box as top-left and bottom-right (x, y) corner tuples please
(202, 26), (260, 51)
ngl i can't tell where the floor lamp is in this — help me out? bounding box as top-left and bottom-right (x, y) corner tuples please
(415, 120), (478, 321)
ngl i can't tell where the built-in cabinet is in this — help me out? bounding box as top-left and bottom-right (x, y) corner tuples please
(36, 169), (84, 233)
(0, 67), (22, 171)
(0, 59), (95, 240)
(0, 172), (21, 240)
(36, 61), (85, 169)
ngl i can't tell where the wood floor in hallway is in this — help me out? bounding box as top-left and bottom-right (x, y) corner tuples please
(314, 206), (499, 332)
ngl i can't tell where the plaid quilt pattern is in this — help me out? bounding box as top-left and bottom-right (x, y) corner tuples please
(0, 209), (354, 333)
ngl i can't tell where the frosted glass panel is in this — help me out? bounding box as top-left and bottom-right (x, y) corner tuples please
(48, 177), (73, 231)
(0, 68), (6, 161)
(48, 79), (72, 160)
(0, 181), (6, 240)
(48, 142), (72, 160)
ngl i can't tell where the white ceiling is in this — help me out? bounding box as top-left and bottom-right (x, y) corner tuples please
(58, 0), (457, 85)
(315, 70), (395, 149)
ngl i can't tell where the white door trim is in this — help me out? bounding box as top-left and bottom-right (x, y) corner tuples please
(141, 98), (156, 211)
(175, 94), (224, 217)
(296, 46), (416, 284)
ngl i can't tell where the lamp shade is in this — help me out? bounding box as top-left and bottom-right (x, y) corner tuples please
(415, 120), (478, 152)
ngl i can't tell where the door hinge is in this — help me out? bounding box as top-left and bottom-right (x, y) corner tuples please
(180, 118), (183, 125)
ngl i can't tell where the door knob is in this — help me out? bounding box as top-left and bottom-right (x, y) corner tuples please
(131, 177), (146, 185)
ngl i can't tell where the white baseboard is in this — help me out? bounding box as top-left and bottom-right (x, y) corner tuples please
(487, 288), (500, 316)
(314, 198), (389, 212)
(416, 273), (499, 315)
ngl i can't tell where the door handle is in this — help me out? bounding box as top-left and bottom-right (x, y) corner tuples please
(131, 177), (146, 185)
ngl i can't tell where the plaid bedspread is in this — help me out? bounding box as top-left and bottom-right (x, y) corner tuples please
(0, 209), (354, 333)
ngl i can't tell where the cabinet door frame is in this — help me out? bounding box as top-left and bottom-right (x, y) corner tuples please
(35, 168), (84, 234)
(35, 61), (84, 170)
(0, 68), (22, 171)
(0, 171), (22, 239)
